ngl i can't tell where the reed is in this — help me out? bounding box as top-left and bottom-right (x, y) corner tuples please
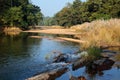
(72, 19), (120, 49)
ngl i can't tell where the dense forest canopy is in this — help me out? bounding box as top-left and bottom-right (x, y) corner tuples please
(53, 0), (120, 27)
(0, 0), (43, 30)
(0, 0), (120, 29)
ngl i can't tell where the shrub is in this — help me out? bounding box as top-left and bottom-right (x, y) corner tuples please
(86, 46), (102, 61)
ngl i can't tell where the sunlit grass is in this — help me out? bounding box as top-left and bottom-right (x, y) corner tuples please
(4, 27), (22, 32)
(50, 25), (64, 29)
(72, 19), (120, 49)
(4, 27), (22, 36)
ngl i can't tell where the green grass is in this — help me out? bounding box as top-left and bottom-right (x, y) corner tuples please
(81, 46), (102, 61)
(87, 46), (102, 60)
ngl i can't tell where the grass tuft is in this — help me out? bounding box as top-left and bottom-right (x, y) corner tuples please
(72, 19), (120, 49)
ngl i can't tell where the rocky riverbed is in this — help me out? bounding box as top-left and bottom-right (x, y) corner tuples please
(27, 50), (120, 80)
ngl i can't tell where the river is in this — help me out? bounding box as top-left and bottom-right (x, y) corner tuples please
(0, 33), (79, 80)
(0, 33), (120, 80)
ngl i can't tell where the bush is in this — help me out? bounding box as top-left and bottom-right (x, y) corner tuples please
(86, 46), (102, 61)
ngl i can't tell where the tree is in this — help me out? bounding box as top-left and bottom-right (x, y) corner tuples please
(3, 6), (23, 27)
(0, 0), (11, 26)
(70, 0), (83, 24)
(0, 0), (43, 30)
(54, 0), (120, 27)
(54, 0), (84, 27)
(22, 4), (43, 28)
(54, 7), (72, 26)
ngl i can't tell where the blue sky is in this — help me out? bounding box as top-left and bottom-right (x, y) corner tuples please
(31, 0), (85, 17)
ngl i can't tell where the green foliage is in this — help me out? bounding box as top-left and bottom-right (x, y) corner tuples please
(0, 0), (43, 30)
(86, 46), (102, 60)
(43, 17), (56, 26)
(3, 6), (23, 27)
(54, 0), (120, 27)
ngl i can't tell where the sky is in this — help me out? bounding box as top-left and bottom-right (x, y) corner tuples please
(31, 0), (85, 17)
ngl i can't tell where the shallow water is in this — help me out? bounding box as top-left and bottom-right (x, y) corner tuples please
(0, 33), (120, 80)
(0, 33), (79, 80)
(56, 66), (120, 80)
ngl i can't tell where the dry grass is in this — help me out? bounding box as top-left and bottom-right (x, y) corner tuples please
(4, 27), (22, 32)
(4, 27), (22, 36)
(72, 19), (120, 49)
(50, 25), (64, 29)
(24, 29), (78, 35)
(70, 22), (90, 32)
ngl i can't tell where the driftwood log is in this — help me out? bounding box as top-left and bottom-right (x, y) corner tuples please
(27, 68), (68, 80)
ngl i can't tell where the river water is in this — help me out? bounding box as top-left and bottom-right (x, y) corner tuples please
(0, 33), (120, 80)
(0, 33), (79, 80)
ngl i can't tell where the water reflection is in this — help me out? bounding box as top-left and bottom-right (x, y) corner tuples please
(57, 57), (120, 80)
(0, 33), (79, 80)
(4, 31), (21, 36)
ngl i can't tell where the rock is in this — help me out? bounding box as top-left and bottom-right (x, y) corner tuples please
(94, 58), (114, 71)
(53, 53), (81, 63)
(70, 76), (78, 80)
(44, 62), (68, 72)
(69, 75), (86, 80)
(86, 58), (115, 75)
(78, 76), (86, 80)
(80, 51), (88, 57)
(113, 61), (120, 69)
(101, 52), (116, 58)
(93, 58), (107, 65)
(72, 58), (87, 70)
(94, 58), (114, 66)
(27, 68), (68, 80)
(53, 54), (68, 62)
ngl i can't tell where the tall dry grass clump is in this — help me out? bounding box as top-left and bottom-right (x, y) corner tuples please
(73, 19), (120, 49)
(4, 27), (22, 36)
(4, 27), (22, 32)
(70, 22), (90, 32)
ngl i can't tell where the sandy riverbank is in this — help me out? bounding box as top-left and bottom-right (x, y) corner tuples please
(23, 29), (80, 35)
(30, 36), (87, 43)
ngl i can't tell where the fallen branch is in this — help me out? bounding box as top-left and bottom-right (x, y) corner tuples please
(27, 68), (68, 80)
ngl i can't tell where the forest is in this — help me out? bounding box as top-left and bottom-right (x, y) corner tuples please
(49, 0), (120, 27)
(0, 0), (120, 29)
(0, 0), (43, 30)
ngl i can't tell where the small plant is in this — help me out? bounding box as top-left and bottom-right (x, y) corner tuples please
(86, 46), (102, 61)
